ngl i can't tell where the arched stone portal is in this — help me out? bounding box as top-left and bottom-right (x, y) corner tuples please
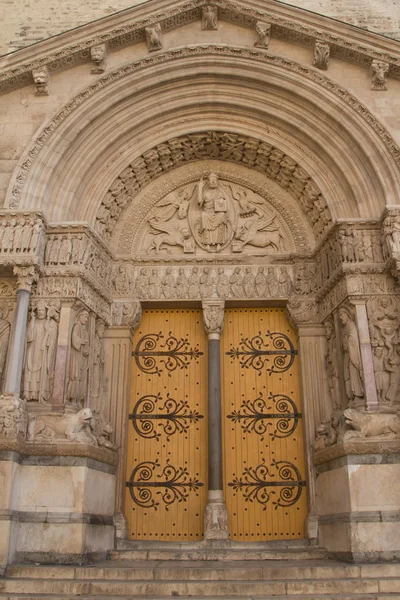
(1, 0), (400, 570)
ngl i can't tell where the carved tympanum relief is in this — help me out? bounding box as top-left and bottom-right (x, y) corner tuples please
(22, 301), (59, 403)
(139, 174), (290, 258)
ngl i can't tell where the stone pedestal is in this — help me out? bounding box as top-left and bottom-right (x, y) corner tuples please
(315, 441), (400, 562)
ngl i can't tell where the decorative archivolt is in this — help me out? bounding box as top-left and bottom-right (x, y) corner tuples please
(97, 131), (330, 244)
(7, 46), (400, 217)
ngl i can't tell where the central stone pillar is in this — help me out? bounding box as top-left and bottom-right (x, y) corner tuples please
(202, 300), (229, 540)
(4, 266), (37, 395)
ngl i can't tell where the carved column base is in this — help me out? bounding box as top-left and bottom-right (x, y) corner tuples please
(204, 491), (229, 540)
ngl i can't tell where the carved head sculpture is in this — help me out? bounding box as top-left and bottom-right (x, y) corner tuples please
(36, 301), (47, 320)
(181, 228), (191, 240)
(80, 407), (93, 425)
(91, 45), (105, 63)
(79, 310), (89, 325)
(218, 266), (224, 275)
(338, 306), (352, 326)
(324, 319), (334, 339)
(245, 266), (252, 274)
(193, 267), (198, 275)
(33, 69), (48, 93)
(267, 267), (274, 275)
(234, 266), (241, 274)
(208, 172), (218, 188)
(257, 266), (264, 274)
(96, 320), (105, 338)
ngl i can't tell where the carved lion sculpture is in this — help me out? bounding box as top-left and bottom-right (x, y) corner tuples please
(344, 408), (400, 440)
(28, 408), (98, 445)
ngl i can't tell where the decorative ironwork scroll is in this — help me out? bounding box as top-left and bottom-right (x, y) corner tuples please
(228, 459), (305, 510)
(129, 393), (204, 440)
(133, 331), (204, 376)
(126, 460), (204, 510)
(226, 393), (301, 440)
(225, 330), (297, 375)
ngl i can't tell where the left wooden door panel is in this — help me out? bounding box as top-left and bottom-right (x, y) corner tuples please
(125, 308), (208, 541)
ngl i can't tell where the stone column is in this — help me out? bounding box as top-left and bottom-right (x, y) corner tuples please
(4, 266), (37, 395)
(351, 299), (379, 412)
(202, 300), (229, 540)
(103, 301), (142, 540)
(287, 298), (330, 540)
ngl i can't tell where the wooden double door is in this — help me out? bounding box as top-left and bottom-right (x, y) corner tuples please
(125, 307), (307, 541)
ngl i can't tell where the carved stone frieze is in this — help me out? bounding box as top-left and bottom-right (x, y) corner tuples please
(313, 41), (330, 70)
(0, 395), (28, 440)
(97, 132), (330, 244)
(0, 213), (46, 265)
(90, 44), (107, 73)
(2, 0), (400, 98)
(370, 60), (390, 91)
(131, 264), (294, 301)
(9, 46), (400, 210)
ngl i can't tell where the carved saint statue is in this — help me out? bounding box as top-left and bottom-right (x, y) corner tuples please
(338, 307), (364, 408)
(91, 320), (106, 412)
(197, 173), (230, 251)
(22, 302), (58, 403)
(67, 310), (90, 406)
(324, 317), (341, 410)
(0, 305), (10, 389)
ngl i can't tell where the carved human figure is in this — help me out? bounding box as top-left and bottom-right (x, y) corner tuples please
(188, 267), (200, 299)
(58, 235), (72, 265)
(114, 264), (130, 294)
(353, 230), (364, 262)
(255, 266), (267, 298)
(145, 268), (160, 300)
(338, 307), (364, 408)
(71, 235), (86, 264)
(277, 266), (292, 297)
(67, 310), (90, 406)
(230, 267), (244, 298)
(243, 266), (256, 298)
(91, 320), (106, 412)
(324, 317), (341, 410)
(202, 5), (218, 29)
(30, 220), (42, 251)
(3, 220), (15, 253)
(254, 21), (271, 48)
(176, 268), (189, 299)
(162, 268), (176, 299)
(216, 267), (230, 299)
(22, 302), (58, 403)
(0, 305), (10, 389)
(200, 267), (214, 298)
(266, 267), (279, 297)
(135, 267), (149, 299)
(294, 264), (314, 295)
(373, 346), (390, 404)
(197, 173), (230, 250)
(13, 220), (24, 252)
(49, 235), (61, 264)
(386, 219), (400, 254)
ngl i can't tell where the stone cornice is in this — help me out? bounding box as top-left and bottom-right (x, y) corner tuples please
(0, 0), (400, 95)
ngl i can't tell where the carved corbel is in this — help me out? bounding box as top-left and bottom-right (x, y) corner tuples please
(90, 44), (107, 74)
(32, 66), (49, 95)
(313, 41), (330, 70)
(13, 266), (38, 292)
(145, 23), (163, 52)
(202, 5), (218, 30)
(370, 60), (389, 91)
(254, 21), (271, 48)
(202, 300), (225, 338)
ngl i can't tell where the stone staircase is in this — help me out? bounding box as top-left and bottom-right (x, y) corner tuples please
(2, 557), (400, 599)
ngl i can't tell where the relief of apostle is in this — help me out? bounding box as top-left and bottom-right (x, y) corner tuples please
(22, 302), (58, 403)
(0, 305), (10, 388)
(338, 307), (364, 408)
(67, 310), (90, 406)
(197, 173), (230, 251)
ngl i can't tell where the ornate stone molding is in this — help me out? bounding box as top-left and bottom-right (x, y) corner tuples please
(1, 0), (399, 96)
(314, 439), (400, 466)
(8, 46), (400, 210)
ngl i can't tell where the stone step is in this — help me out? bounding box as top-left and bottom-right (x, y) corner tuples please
(108, 547), (327, 561)
(2, 597), (400, 600)
(2, 576), (400, 596)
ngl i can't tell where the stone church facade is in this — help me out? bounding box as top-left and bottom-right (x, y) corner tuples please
(0, 0), (400, 572)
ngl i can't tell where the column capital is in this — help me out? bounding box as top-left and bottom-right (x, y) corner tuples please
(202, 300), (225, 338)
(13, 266), (38, 292)
(286, 295), (320, 329)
